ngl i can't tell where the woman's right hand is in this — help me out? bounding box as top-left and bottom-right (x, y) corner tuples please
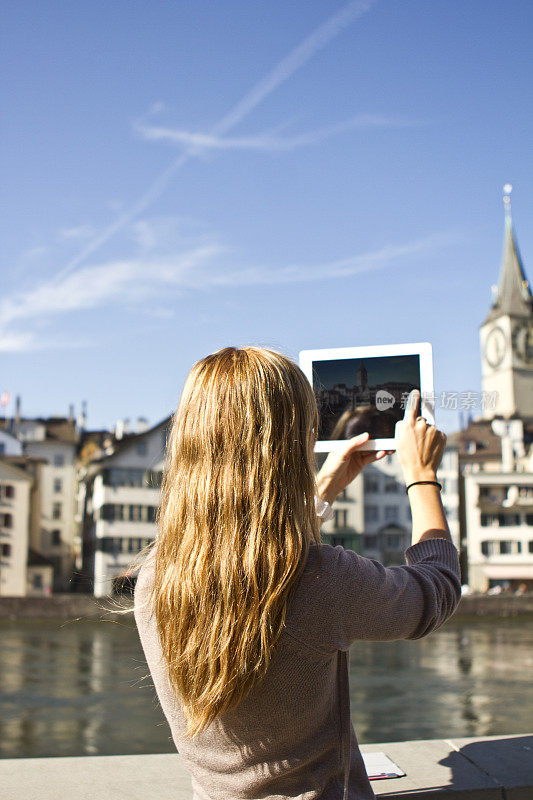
(395, 389), (447, 486)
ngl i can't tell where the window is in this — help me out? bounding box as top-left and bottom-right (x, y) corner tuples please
(147, 506), (157, 523)
(363, 535), (377, 548)
(384, 481), (398, 494)
(127, 538), (143, 553)
(32, 574), (43, 589)
(128, 469), (142, 487)
(53, 478), (62, 493)
(100, 537), (120, 553)
(387, 533), (401, 548)
(103, 468), (147, 488)
(136, 441), (148, 456)
(497, 540), (521, 555)
(52, 502), (62, 520)
(101, 504), (128, 522)
(481, 513), (520, 527)
(526, 514), (533, 526)
(518, 486), (533, 499)
(1, 543), (11, 557)
(481, 540), (505, 557)
(51, 530), (61, 546)
(364, 476), (379, 493)
(101, 504), (115, 521)
(1, 513), (13, 528)
(385, 506), (398, 522)
(405, 505), (412, 521)
(129, 505), (143, 522)
(365, 506), (379, 522)
(529, 541), (533, 554)
(502, 514), (520, 527)
(0, 443), (4, 455)
(334, 509), (348, 529)
(53, 454), (65, 467)
(3, 484), (15, 499)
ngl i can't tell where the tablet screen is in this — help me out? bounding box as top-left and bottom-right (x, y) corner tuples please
(312, 354), (421, 441)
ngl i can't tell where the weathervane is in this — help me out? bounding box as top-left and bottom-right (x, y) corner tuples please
(503, 183), (512, 218)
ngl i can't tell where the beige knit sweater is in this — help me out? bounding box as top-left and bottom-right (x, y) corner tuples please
(134, 537), (461, 799)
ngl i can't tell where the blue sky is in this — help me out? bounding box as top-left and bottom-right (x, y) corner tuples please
(1, 0), (532, 433)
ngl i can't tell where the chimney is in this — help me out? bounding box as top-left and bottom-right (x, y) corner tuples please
(69, 404), (75, 421)
(10, 395), (22, 435)
(76, 400), (88, 434)
(115, 419), (125, 440)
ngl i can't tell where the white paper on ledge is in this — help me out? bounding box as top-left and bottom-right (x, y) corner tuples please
(362, 751), (406, 779)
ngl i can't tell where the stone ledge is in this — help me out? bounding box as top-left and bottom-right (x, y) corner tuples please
(1, 593), (533, 620)
(0, 734), (530, 799)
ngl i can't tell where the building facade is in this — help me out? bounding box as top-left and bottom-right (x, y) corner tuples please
(78, 418), (170, 597)
(318, 447), (461, 564)
(0, 459), (32, 596)
(17, 419), (80, 591)
(450, 192), (533, 591)
(464, 472), (533, 591)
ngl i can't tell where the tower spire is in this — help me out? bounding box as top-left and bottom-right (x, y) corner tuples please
(484, 185), (532, 323)
(503, 182), (513, 219)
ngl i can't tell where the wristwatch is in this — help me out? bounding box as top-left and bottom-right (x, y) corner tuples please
(314, 495), (334, 522)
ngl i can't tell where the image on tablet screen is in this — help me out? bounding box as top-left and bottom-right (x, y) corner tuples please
(312, 355), (421, 441)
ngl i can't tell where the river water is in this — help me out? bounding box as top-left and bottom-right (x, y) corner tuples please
(1, 617), (532, 759)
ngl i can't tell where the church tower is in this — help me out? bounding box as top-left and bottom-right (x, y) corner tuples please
(356, 361), (368, 390)
(480, 186), (533, 420)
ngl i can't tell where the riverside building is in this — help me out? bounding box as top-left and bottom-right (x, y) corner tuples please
(449, 190), (533, 592)
(77, 417), (171, 597)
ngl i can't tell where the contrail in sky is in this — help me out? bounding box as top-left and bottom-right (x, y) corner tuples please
(52, 0), (375, 283)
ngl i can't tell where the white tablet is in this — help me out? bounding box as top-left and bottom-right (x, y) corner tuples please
(299, 342), (434, 452)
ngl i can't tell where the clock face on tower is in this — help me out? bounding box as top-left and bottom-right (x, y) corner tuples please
(511, 320), (533, 364)
(484, 326), (507, 368)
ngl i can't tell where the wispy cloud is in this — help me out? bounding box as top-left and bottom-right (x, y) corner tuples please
(50, 0), (376, 283)
(136, 114), (420, 153)
(58, 224), (96, 241)
(22, 245), (48, 259)
(0, 243), (226, 331)
(188, 232), (458, 287)
(0, 331), (37, 353)
(0, 227), (457, 352)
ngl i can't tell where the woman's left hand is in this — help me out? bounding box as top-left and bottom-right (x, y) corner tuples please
(316, 432), (393, 505)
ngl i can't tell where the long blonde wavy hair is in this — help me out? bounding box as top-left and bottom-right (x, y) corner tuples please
(149, 346), (322, 738)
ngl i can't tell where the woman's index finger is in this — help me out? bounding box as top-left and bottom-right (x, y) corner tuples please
(404, 388), (420, 424)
